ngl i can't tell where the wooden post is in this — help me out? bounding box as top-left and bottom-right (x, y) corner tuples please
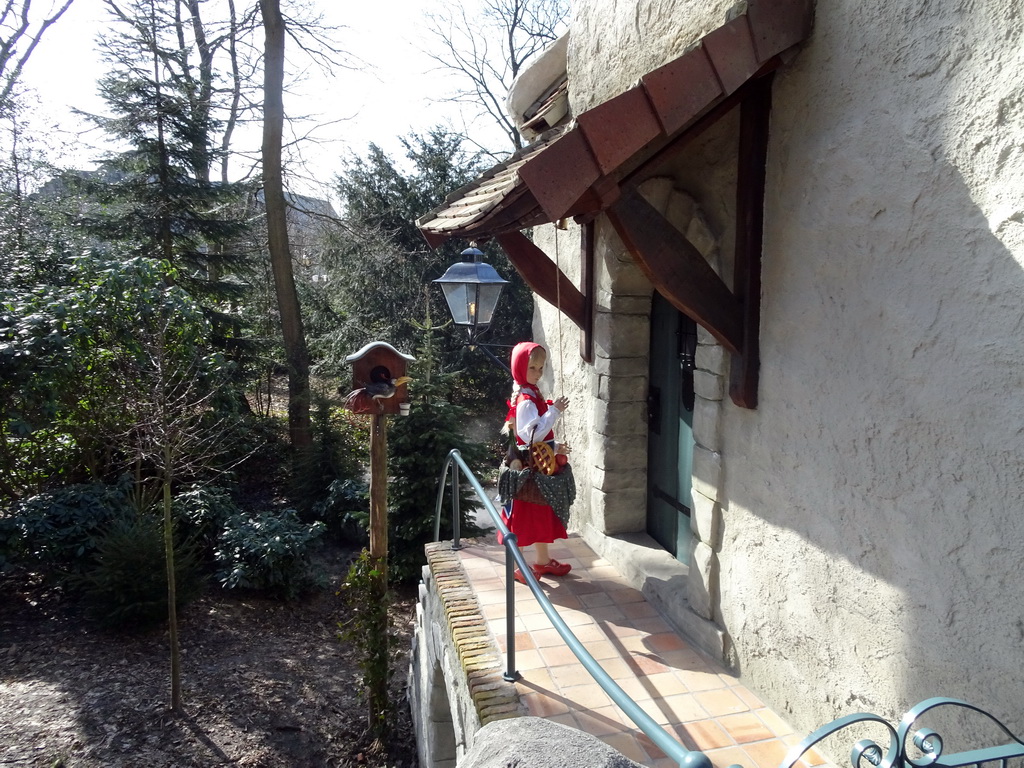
(367, 411), (388, 731)
(369, 412), (388, 568)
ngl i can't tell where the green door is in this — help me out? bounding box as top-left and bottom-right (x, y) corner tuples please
(646, 292), (697, 564)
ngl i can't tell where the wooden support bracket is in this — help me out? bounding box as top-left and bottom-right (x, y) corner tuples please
(606, 75), (772, 409)
(495, 230), (593, 362)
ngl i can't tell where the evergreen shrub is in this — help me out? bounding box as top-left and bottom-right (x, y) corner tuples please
(77, 514), (204, 631)
(214, 509), (326, 599)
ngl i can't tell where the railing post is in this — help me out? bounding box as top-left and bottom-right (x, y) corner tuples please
(503, 530), (520, 682)
(450, 461), (461, 550)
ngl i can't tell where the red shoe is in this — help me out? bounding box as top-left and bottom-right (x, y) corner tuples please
(533, 559), (571, 577)
(513, 568), (528, 584)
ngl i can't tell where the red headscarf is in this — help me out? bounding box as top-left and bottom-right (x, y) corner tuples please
(510, 341), (541, 387)
(506, 342), (551, 442)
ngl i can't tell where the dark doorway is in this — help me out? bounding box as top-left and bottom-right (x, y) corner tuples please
(646, 291), (697, 564)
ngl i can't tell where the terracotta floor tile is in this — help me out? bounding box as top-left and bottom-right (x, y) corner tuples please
(546, 592), (584, 610)
(644, 631), (691, 653)
(537, 643), (580, 667)
(635, 697), (673, 726)
(632, 616), (675, 635)
(707, 745), (757, 768)
(482, 602), (507, 620)
(680, 668), (730, 692)
(620, 600), (661, 620)
(674, 718), (735, 751)
(695, 688), (750, 717)
(559, 682), (614, 710)
(579, 592), (615, 608)
(635, 729), (670, 760)
(529, 626), (566, 647)
(744, 738), (792, 768)
(520, 612), (555, 631)
(601, 620), (644, 639)
(514, 667), (555, 692)
(547, 711), (578, 729)
(608, 586), (646, 604)
(658, 692), (709, 723)
(626, 652), (672, 677)
(560, 608), (599, 627)
(734, 684), (764, 709)
(609, 675), (654, 702)
(513, 596), (546, 616)
(589, 604), (629, 623)
(637, 671), (689, 698)
(719, 711), (775, 743)
(448, 539), (805, 768)
(660, 648), (715, 671)
(561, 578), (605, 595)
(475, 589), (507, 606)
(485, 619), (506, 637)
(588, 642), (629, 664)
(509, 648), (544, 671)
(550, 663), (598, 689)
(521, 691), (570, 717)
(756, 707), (795, 736)
(780, 736), (827, 768)
(510, 631), (535, 651)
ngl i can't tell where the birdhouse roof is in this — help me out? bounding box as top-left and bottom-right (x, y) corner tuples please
(345, 341), (416, 364)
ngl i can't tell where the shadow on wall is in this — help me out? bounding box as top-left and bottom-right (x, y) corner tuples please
(719, 29), (1024, 739)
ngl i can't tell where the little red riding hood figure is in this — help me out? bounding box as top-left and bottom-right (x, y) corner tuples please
(499, 341), (573, 584)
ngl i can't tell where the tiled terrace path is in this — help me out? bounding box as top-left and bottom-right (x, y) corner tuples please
(454, 533), (825, 768)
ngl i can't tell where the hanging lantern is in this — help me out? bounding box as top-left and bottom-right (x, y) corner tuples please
(433, 246), (509, 341)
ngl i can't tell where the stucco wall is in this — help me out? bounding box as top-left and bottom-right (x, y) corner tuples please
(532, 0), (1024, 742)
(719, 0), (1024, 734)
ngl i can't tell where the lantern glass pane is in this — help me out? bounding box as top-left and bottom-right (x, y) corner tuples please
(475, 284), (504, 327)
(439, 283), (473, 326)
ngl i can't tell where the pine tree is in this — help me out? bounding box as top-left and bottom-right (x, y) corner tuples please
(74, 0), (252, 318)
(385, 315), (489, 582)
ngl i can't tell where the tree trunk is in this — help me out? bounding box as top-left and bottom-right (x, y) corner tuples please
(259, 0), (312, 455)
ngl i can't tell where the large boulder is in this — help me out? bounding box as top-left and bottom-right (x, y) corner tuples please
(459, 717), (644, 768)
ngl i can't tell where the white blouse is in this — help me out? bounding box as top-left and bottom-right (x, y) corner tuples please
(515, 394), (561, 445)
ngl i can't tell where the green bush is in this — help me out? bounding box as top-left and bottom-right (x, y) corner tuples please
(5, 480), (135, 574)
(294, 392), (370, 520)
(172, 485), (239, 557)
(77, 515), (204, 631)
(313, 478), (369, 545)
(340, 548), (394, 738)
(214, 509), (326, 599)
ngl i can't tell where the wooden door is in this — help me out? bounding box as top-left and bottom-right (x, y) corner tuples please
(646, 291), (697, 564)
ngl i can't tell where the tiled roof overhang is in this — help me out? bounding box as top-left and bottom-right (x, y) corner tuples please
(417, 0), (813, 246)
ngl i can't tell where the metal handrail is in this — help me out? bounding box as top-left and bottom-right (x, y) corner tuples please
(432, 448), (712, 768)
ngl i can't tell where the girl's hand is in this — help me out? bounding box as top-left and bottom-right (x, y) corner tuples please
(553, 396), (570, 412)
(556, 442), (572, 455)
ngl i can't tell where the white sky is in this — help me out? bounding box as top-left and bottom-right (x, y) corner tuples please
(18, 0), (506, 200)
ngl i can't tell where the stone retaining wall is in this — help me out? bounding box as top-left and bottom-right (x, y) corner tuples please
(408, 541), (525, 768)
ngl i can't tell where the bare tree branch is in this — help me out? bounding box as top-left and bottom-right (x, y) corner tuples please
(0, 0), (76, 109)
(423, 0), (568, 152)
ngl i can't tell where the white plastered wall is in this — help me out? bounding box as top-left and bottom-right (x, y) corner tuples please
(529, 0), (1024, 740)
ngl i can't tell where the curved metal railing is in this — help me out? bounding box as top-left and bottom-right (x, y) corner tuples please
(433, 448), (712, 768)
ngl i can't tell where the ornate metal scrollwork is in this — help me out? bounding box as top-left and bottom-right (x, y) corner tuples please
(778, 698), (1024, 768)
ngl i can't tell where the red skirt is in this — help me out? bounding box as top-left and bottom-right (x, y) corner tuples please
(498, 499), (568, 548)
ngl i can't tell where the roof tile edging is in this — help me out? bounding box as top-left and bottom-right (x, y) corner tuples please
(424, 541), (526, 725)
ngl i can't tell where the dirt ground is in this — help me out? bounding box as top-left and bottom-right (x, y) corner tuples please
(0, 546), (419, 768)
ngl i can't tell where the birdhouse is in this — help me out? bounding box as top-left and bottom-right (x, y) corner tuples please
(343, 341), (416, 415)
